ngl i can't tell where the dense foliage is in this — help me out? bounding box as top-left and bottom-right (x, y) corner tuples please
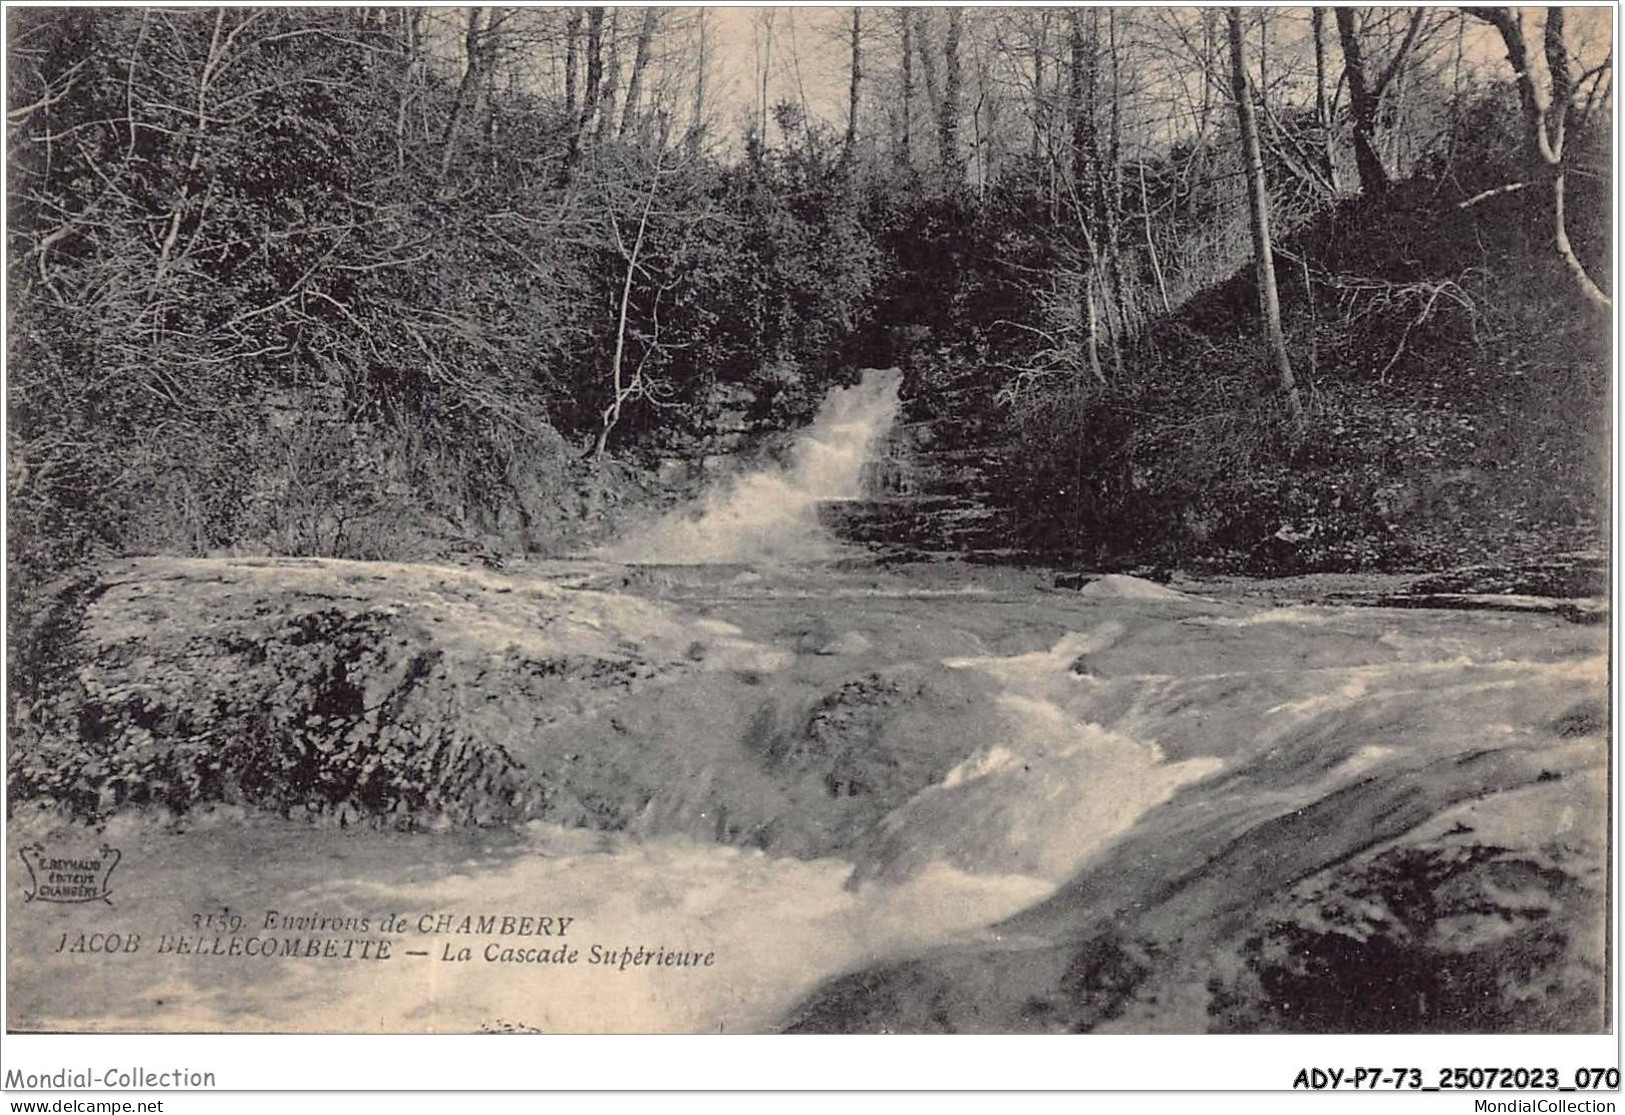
(7, 6), (1612, 598)
(7, 9), (884, 599)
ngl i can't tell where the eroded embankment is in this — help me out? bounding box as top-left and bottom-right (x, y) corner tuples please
(7, 557), (1610, 1033)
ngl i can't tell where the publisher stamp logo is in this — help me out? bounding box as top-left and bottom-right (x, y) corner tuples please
(18, 843), (121, 904)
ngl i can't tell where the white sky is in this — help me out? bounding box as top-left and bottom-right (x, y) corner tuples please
(449, 4), (1613, 153)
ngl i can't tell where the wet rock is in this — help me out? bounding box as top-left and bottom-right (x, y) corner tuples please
(789, 618), (873, 656)
(6, 557), (726, 826)
(1073, 574), (1195, 602)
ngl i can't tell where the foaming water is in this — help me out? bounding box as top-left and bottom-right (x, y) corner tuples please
(601, 368), (902, 564)
(7, 821), (1050, 1034)
(859, 629), (1225, 882)
(9, 545), (1606, 1036)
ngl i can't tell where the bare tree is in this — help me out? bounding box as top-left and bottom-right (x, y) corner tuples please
(1310, 7), (1341, 193)
(1102, 8), (1125, 374)
(899, 8), (915, 165)
(570, 6), (606, 166)
(1334, 7), (1425, 196)
(564, 9), (582, 119)
(1227, 8), (1307, 435)
(940, 8), (964, 183)
(437, 7), (491, 184)
(1466, 6), (1611, 311)
(845, 8), (862, 156)
(915, 11), (943, 149)
(594, 149), (666, 461)
(1030, 10), (1050, 165)
(1065, 8), (1104, 384)
(393, 9), (425, 169)
(688, 7), (709, 150)
(1067, 9), (1091, 197)
(594, 8), (623, 143)
(620, 8), (659, 138)
(754, 9), (776, 144)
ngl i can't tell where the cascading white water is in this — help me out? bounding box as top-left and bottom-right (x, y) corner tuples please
(601, 368), (903, 564)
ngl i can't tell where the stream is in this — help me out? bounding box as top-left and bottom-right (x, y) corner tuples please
(7, 370), (1609, 1034)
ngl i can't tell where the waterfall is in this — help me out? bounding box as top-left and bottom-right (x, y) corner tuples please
(601, 368), (903, 564)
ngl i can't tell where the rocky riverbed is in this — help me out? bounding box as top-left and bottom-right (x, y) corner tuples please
(6, 553), (1608, 1034)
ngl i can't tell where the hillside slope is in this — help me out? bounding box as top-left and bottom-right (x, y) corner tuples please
(881, 171), (1611, 579)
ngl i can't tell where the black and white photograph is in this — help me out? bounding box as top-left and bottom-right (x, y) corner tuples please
(2, 0), (1614, 1060)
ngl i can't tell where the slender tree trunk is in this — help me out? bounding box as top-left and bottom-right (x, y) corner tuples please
(1084, 276), (1104, 385)
(1468, 6), (1611, 311)
(571, 7), (605, 165)
(1550, 172), (1608, 310)
(689, 8), (708, 150)
(914, 12), (942, 154)
(564, 9), (581, 119)
(395, 9), (422, 169)
(1334, 8), (1389, 195)
(939, 8), (963, 183)
(899, 9), (914, 165)
(1227, 8), (1306, 435)
(1030, 12), (1045, 163)
(1080, 10), (1123, 371)
(756, 10), (775, 144)
(1335, 8), (1424, 197)
(481, 31), (498, 160)
(1105, 7), (1126, 371)
(1310, 7), (1340, 192)
(596, 8), (622, 143)
(1140, 163), (1172, 313)
(1085, 9), (1101, 215)
(620, 8), (657, 137)
(1066, 6), (1106, 368)
(1068, 10), (1088, 193)
(1191, 11), (1215, 219)
(845, 8), (862, 155)
(594, 158), (665, 461)
(1256, 9), (1270, 93)
(1386, 63), (1409, 176)
(437, 7), (488, 184)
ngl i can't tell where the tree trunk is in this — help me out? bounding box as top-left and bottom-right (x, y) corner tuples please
(573, 7), (605, 160)
(620, 8), (657, 138)
(1084, 276), (1104, 385)
(1310, 7), (1340, 192)
(595, 8), (622, 144)
(594, 158), (665, 461)
(1065, 6), (1107, 360)
(1067, 9), (1089, 194)
(939, 8), (963, 183)
(755, 10), (775, 144)
(564, 10), (581, 119)
(1227, 8), (1306, 435)
(1468, 6), (1611, 311)
(394, 9), (423, 170)
(845, 8), (862, 155)
(1105, 7), (1126, 372)
(914, 13), (942, 152)
(1030, 12), (1045, 163)
(1191, 11), (1216, 219)
(689, 8), (708, 150)
(1335, 8), (1425, 197)
(480, 23), (499, 160)
(1334, 8), (1389, 195)
(437, 7), (488, 184)
(899, 9), (914, 165)
(1550, 172), (1609, 311)
(1140, 163), (1172, 313)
